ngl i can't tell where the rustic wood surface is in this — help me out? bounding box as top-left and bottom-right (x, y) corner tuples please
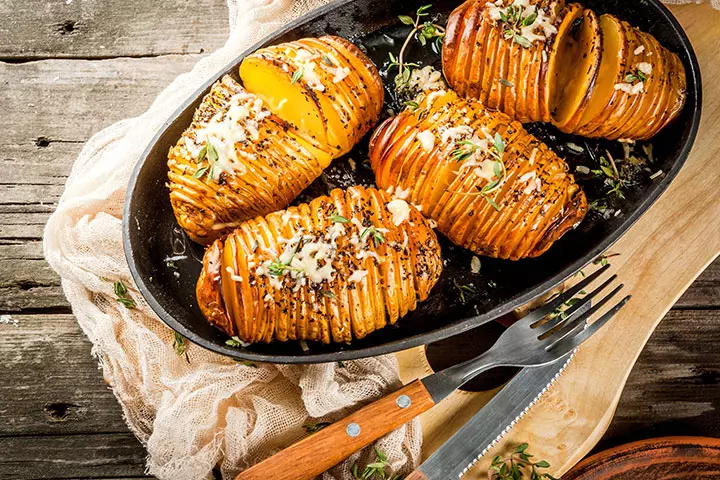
(0, 1), (717, 479)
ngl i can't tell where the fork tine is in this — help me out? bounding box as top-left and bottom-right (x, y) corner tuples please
(547, 295), (632, 354)
(543, 283), (624, 347)
(522, 264), (612, 327)
(534, 274), (618, 336)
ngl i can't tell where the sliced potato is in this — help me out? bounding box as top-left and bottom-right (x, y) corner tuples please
(167, 76), (333, 244)
(575, 15), (626, 132)
(369, 90), (587, 260)
(549, 8), (602, 131)
(196, 186), (442, 343)
(239, 35), (383, 157)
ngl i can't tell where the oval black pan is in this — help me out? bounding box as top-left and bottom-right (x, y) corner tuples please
(123, 0), (701, 363)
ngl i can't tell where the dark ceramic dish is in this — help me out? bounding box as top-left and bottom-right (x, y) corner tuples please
(123, 0), (701, 363)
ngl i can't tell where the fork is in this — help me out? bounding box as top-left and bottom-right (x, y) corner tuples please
(235, 263), (630, 480)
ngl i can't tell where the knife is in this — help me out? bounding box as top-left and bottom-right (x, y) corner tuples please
(405, 355), (573, 479)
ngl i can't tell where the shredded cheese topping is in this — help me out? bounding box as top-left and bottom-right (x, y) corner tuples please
(187, 90), (273, 179)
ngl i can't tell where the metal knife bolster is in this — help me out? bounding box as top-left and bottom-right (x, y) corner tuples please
(417, 354), (574, 479)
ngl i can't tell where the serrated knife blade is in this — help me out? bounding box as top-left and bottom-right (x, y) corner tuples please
(416, 354), (573, 479)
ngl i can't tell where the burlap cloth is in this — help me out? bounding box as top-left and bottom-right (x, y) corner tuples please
(42, 0), (711, 479)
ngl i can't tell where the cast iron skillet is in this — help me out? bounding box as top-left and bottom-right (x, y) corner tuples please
(123, 0), (701, 363)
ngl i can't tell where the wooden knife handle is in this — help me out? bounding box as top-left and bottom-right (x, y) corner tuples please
(234, 379), (436, 480)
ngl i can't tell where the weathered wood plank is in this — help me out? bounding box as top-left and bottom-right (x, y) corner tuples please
(0, 314), (130, 436)
(0, 433), (148, 480)
(0, 56), (203, 145)
(676, 259), (720, 308)
(0, 55), (202, 311)
(0, 0), (228, 59)
(597, 308), (720, 450)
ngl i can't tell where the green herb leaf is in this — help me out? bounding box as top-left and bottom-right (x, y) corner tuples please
(534, 460), (550, 468)
(320, 289), (337, 299)
(485, 195), (501, 212)
(196, 144), (208, 163)
(321, 54), (334, 66)
(499, 78), (514, 87)
(226, 336), (249, 348)
(403, 100), (420, 110)
(113, 281), (127, 298)
(522, 11), (538, 26)
(291, 69), (303, 84)
(398, 14), (415, 25)
(193, 165), (209, 179)
(494, 133), (505, 154)
(416, 4), (432, 16)
(303, 421), (331, 433)
(331, 213), (350, 223)
(337, 360), (346, 368)
(113, 281), (136, 309)
(514, 34), (532, 48)
(173, 331), (190, 363)
(206, 142), (219, 163)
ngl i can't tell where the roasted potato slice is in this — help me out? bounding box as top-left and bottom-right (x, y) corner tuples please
(196, 186), (442, 343)
(574, 15), (626, 132)
(167, 76), (332, 244)
(239, 35), (383, 157)
(369, 90), (587, 260)
(548, 8), (602, 132)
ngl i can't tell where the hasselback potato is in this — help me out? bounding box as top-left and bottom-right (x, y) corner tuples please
(169, 36), (384, 244)
(442, 0), (686, 140)
(196, 186), (442, 343)
(369, 89), (587, 260)
(168, 76), (332, 245)
(240, 35), (384, 157)
(443, 0), (569, 123)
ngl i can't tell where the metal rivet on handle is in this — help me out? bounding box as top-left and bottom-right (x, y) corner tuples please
(396, 395), (411, 409)
(346, 422), (361, 437)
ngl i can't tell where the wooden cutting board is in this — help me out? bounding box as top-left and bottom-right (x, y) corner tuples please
(396, 3), (720, 478)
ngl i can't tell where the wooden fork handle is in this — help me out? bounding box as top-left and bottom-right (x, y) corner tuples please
(234, 379), (435, 480)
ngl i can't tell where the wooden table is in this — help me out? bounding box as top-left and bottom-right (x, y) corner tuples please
(0, 1), (717, 478)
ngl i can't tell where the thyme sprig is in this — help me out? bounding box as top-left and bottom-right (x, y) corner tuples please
(194, 140), (219, 180)
(386, 4), (445, 92)
(453, 279), (476, 304)
(113, 281), (136, 310)
(490, 443), (558, 480)
(591, 151), (626, 199)
(352, 448), (403, 480)
(267, 241), (302, 277)
(291, 69), (303, 84)
(360, 226), (385, 247)
(449, 133), (506, 212)
(498, 5), (539, 49)
(173, 331), (190, 363)
(624, 68), (647, 84)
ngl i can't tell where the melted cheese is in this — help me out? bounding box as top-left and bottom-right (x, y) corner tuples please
(614, 82), (645, 95)
(637, 62), (653, 75)
(387, 199), (411, 226)
(417, 130), (436, 152)
(348, 270), (369, 283)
